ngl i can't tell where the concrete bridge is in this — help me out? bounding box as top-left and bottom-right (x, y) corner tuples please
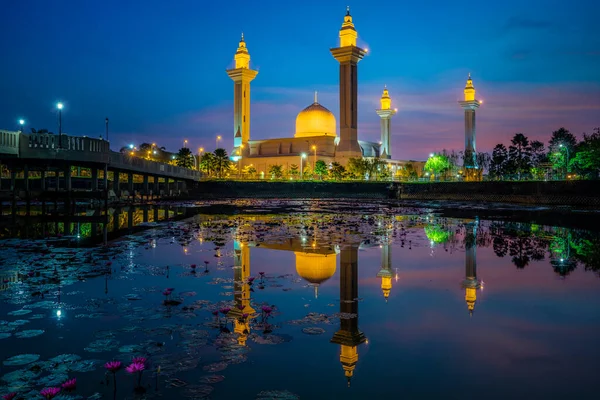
(0, 130), (200, 200)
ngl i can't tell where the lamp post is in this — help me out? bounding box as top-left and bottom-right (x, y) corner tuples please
(216, 135), (222, 150)
(56, 102), (64, 149)
(300, 153), (307, 180)
(312, 145), (317, 170)
(559, 144), (570, 179)
(237, 144), (244, 179)
(197, 147), (204, 172)
(19, 119), (25, 132)
(105, 117), (109, 141)
(184, 139), (188, 149)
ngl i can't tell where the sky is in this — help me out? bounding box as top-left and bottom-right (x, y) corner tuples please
(1, 0), (599, 160)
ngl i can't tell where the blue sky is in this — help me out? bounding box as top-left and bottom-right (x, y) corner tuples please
(1, 0), (598, 159)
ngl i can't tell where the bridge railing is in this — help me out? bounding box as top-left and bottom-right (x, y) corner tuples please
(109, 151), (201, 180)
(0, 130), (20, 156)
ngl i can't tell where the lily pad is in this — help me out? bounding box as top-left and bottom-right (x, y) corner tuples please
(256, 390), (300, 400)
(301, 327), (325, 335)
(199, 375), (225, 384)
(0, 333), (11, 339)
(15, 329), (45, 338)
(7, 309), (32, 316)
(3, 353), (40, 366)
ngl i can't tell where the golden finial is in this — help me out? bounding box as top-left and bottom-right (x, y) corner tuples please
(346, 6), (350, 16)
(314, 91), (318, 103)
(241, 32), (245, 42)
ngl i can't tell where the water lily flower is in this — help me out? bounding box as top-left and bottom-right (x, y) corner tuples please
(2, 393), (17, 400)
(190, 264), (197, 269)
(211, 310), (219, 317)
(104, 360), (122, 372)
(242, 313), (249, 319)
(61, 378), (76, 392)
(219, 307), (231, 315)
(125, 362), (145, 374)
(259, 272), (265, 276)
(132, 357), (147, 365)
(40, 387), (61, 399)
(162, 290), (172, 296)
(261, 306), (272, 314)
(247, 277), (255, 283)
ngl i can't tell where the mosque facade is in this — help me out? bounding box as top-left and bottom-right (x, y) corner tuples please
(225, 8), (427, 178)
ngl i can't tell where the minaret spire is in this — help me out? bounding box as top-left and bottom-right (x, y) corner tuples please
(458, 73), (481, 180)
(376, 86), (396, 159)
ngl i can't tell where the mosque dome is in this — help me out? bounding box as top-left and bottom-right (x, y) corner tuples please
(295, 252), (336, 293)
(295, 93), (337, 138)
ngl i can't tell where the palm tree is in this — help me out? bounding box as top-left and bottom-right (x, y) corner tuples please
(176, 147), (194, 169)
(213, 148), (231, 178)
(200, 152), (217, 176)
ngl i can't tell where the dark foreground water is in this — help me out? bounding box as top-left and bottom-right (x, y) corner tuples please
(1, 200), (600, 400)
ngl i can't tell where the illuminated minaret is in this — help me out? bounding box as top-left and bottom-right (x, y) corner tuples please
(331, 245), (366, 387)
(458, 74), (482, 181)
(331, 7), (367, 160)
(376, 244), (393, 302)
(230, 240), (255, 345)
(227, 33), (258, 150)
(376, 86), (397, 159)
(461, 219), (481, 316)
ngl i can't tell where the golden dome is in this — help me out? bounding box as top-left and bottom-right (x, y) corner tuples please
(295, 252), (337, 284)
(295, 93), (337, 138)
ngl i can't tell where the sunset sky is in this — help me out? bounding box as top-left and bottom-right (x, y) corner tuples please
(1, 0), (598, 160)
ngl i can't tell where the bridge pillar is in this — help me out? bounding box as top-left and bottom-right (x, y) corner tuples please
(166, 178), (171, 196)
(91, 168), (98, 191)
(64, 165), (72, 191)
(143, 207), (149, 223)
(23, 164), (29, 192)
(113, 171), (120, 197)
(142, 175), (149, 198)
(128, 207), (133, 229)
(154, 206), (159, 221)
(10, 169), (16, 192)
(153, 176), (159, 199)
(128, 172), (134, 195)
(40, 170), (46, 191)
(103, 165), (108, 193)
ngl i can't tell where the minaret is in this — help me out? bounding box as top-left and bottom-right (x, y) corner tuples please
(376, 86), (397, 159)
(461, 219), (481, 316)
(331, 7), (367, 160)
(331, 245), (366, 387)
(458, 74), (481, 181)
(227, 33), (258, 150)
(230, 240), (255, 345)
(376, 244), (393, 302)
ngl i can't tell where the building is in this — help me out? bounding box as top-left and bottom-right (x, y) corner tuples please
(226, 8), (426, 178)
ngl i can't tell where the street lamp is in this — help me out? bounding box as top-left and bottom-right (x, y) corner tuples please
(237, 144), (244, 178)
(312, 145), (317, 170)
(184, 139), (188, 148)
(559, 144), (570, 179)
(216, 135), (222, 149)
(57, 102), (64, 135)
(300, 153), (307, 180)
(19, 119), (25, 132)
(105, 117), (109, 141)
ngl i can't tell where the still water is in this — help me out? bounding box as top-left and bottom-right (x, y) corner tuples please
(1, 201), (599, 399)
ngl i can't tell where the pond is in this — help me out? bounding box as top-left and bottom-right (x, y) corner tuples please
(1, 200), (599, 399)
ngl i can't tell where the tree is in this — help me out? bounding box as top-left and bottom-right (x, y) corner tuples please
(289, 164), (299, 179)
(489, 144), (508, 180)
(314, 160), (328, 180)
(176, 147), (194, 169)
(346, 158), (366, 179)
(242, 165), (257, 179)
(213, 148), (231, 178)
(199, 152), (217, 176)
(424, 153), (451, 180)
(569, 128), (600, 179)
(139, 143), (152, 153)
(508, 133), (532, 180)
(268, 164), (283, 179)
(329, 162), (346, 181)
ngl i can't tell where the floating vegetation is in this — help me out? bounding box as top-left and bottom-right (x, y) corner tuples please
(14, 329), (44, 338)
(256, 390), (300, 400)
(301, 327), (326, 335)
(3, 353), (40, 366)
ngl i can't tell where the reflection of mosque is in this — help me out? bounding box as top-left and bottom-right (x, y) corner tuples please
(231, 238), (382, 384)
(461, 220), (482, 316)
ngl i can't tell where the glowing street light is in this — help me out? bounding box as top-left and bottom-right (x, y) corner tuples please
(19, 119), (25, 132)
(429, 153), (434, 158)
(184, 139), (188, 148)
(300, 153), (307, 180)
(56, 102), (64, 149)
(129, 144), (134, 149)
(216, 135), (222, 149)
(312, 145), (317, 170)
(559, 143), (570, 179)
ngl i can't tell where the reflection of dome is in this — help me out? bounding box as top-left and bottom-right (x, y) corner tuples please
(295, 94), (337, 138)
(295, 252), (336, 284)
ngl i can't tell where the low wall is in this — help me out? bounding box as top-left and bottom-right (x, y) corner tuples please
(191, 181), (392, 199)
(394, 181), (600, 207)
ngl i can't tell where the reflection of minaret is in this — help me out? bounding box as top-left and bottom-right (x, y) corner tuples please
(331, 7), (367, 160)
(331, 245), (366, 386)
(227, 33), (258, 150)
(376, 87), (397, 159)
(231, 241), (254, 345)
(458, 74), (482, 181)
(376, 244), (393, 302)
(461, 220), (481, 316)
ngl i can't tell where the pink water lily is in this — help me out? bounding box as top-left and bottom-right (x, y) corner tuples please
(261, 306), (273, 314)
(125, 362), (145, 374)
(104, 360), (122, 372)
(219, 307), (231, 315)
(132, 357), (147, 365)
(61, 378), (76, 392)
(40, 387), (61, 399)
(2, 393), (17, 400)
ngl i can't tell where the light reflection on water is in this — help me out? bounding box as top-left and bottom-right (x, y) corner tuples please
(0, 206), (599, 399)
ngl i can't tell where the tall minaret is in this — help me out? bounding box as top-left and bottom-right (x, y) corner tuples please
(230, 240), (255, 345)
(331, 245), (366, 387)
(458, 74), (481, 181)
(331, 7), (367, 160)
(376, 244), (393, 302)
(376, 86), (397, 159)
(227, 33), (258, 150)
(461, 219), (481, 316)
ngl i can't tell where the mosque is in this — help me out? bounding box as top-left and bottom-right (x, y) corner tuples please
(225, 8), (431, 177)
